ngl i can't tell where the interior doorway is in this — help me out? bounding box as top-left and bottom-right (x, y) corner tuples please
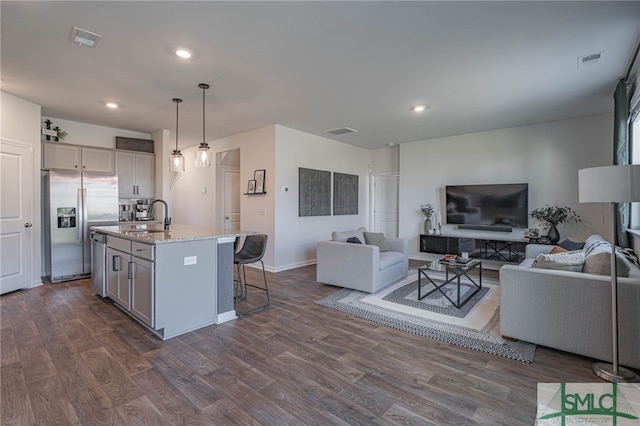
(372, 174), (399, 237)
(216, 149), (240, 230)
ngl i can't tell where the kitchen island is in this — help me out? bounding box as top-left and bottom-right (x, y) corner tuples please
(91, 223), (254, 339)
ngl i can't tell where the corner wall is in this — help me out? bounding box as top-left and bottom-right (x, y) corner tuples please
(274, 126), (370, 271)
(400, 113), (613, 258)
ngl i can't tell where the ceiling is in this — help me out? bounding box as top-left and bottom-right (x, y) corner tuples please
(2, 1), (639, 150)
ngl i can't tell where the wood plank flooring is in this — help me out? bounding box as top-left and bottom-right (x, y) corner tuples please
(1, 263), (603, 425)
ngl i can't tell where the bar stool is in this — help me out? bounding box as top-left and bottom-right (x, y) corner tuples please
(234, 234), (269, 315)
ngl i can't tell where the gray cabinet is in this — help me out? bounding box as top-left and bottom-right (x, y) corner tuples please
(130, 241), (154, 327)
(42, 143), (115, 173)
(106, 246), (130, 310)
(115, 151), (155, 198)
(106, 237), (155, 326)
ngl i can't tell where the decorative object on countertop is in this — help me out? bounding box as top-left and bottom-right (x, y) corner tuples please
(195, 83), (212, 167)
(169, 98), (185, 172)
(420, 203), (434, 234)
(529, 204), (581, 244)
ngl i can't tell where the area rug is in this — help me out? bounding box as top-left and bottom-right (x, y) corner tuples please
(315, 271), (536, 362)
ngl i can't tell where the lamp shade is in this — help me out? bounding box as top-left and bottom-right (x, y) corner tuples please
(578, 165), (640, 203)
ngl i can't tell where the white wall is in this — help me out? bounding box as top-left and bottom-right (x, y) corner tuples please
(1, 91), (42, 286)
(400, 113), (613, 258)
(41, 117), (150, 149)
(171, 126), (278, 267)
(274, 126), (370, 271)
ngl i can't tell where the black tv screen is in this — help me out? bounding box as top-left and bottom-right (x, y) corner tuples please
(445, 183), (529, 229)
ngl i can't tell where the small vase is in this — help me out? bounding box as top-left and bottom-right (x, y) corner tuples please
(547, 224), (560, 244)
(424, 218), (432, 234)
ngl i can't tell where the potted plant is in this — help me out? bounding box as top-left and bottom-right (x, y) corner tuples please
(420, 203), (434, 234)
(529, 204), (581, 243)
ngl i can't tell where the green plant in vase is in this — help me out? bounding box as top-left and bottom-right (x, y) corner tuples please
(529, 204), (581, 243)
(420, 203), (434, 234)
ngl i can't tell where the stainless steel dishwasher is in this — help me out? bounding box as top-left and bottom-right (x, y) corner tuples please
(90, 231), (107, 297)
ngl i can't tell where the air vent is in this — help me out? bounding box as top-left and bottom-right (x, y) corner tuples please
(68, 27), (102, 48)
(324, 127), (358, 136)
(578, 51), (604, 68)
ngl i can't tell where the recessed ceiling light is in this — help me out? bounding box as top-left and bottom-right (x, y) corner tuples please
(105, 102), (118, 109)
(175, 48), (193, 59)
(412, 104), (428, 112)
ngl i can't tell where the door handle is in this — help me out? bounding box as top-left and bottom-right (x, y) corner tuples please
(24, 222), (33, 228)
(112, 255), (120, 271)
(225, 216), (230, 220)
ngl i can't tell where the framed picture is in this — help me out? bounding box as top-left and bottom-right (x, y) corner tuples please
(247, 180), (256, 194)
(254, 169), (266, 193)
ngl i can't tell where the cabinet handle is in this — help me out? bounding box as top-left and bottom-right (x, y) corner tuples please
(83, 165), (86, 169)
(112, 255), (120, 271)
(128, 262), (134, 280)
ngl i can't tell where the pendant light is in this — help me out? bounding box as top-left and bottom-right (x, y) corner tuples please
(195, 83), (212, 167)
(169, 98), (185, 172)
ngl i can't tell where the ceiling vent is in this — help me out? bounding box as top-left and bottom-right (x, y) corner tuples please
(68, 27), (102, 48)
(324, 127), (358, 136)
(578, 51), (604, 68)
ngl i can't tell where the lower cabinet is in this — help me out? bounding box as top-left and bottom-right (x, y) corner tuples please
(131, 256), (154, 327)
(106, 247), (131, 310)
(106, 238), (155, 328)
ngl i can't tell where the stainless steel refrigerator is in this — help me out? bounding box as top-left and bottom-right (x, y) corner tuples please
(44, 171), (119, 283)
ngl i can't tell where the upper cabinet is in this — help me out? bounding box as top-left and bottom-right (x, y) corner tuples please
(115, 151), (155, 199)
(42, 143), (114, 174)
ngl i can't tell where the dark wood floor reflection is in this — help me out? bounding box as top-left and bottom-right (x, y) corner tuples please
(1, 262), (598, 425)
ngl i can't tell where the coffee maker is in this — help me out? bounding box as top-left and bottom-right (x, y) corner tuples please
(135, 199), (153, 221)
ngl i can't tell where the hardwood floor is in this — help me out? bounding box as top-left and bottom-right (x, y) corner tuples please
(1, 263), (602, 425)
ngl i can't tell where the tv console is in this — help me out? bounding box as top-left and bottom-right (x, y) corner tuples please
(419, 232), (528, 263)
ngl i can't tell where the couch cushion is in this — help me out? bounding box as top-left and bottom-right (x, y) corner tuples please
(364, 232), (391, 252)
(532, 250), (585, 272)
(583, 243), (631, 277)
(379, 251), (404, 269)
(332, 227), (366, 243)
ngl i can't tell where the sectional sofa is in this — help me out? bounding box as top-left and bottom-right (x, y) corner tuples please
(500, 235), (640, 369)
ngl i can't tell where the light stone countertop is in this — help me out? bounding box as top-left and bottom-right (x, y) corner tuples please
(91, 223), (256, 245)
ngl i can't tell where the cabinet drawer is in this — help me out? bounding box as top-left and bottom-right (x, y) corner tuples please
(131, 242), (154, 260)
(107, 236), (131, 253)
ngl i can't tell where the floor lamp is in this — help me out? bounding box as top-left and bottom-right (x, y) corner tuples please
(578, 164), (640, 383)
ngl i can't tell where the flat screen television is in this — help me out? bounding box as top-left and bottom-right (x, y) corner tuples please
(445, 183), (529, 230)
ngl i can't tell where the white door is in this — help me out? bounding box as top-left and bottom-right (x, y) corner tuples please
(0, 140), (34, 294)
(373, 175), (399, 238)
(223, 169), (240, 230)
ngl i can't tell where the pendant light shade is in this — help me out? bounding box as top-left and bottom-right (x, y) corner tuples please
(195, 83), (212, 167)
(170, 98), (185, 172)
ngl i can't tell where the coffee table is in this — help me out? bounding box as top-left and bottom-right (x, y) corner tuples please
(418, 259), (482, 309)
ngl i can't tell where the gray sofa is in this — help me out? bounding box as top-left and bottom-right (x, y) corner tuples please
(316, 227), (409, 293)
(500, 235), (640, 369)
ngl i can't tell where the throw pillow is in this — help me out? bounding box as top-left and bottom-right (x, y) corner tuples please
(363, 232), (391, 252)
(332, 227), (366, 243)
(550, 246), (568, 254)
(559, 239), (585, 251)
(532, 250), (585, 272)
(346, 237), (362, 244)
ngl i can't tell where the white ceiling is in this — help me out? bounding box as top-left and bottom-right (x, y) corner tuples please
(2, 1), (639, 150)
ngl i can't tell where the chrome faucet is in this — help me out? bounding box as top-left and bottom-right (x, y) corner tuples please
(150, 199), (171, 230)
